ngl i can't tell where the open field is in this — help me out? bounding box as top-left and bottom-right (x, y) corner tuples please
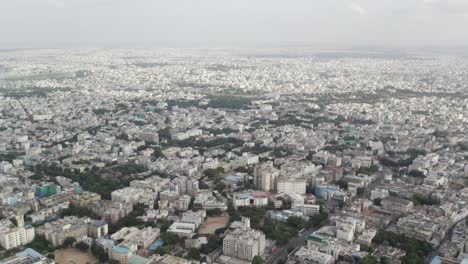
(55, 248), (98, 264)
(198, 216), (229, 235)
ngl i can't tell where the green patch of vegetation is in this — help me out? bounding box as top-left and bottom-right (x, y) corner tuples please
(0, 151), (25, 162)
(24, 235), (56, 254)
(412, 194), (440, 206)
(58, 204), (100, 219)
(373, 230), (432, 264)
(206, 95), (253, 109)
(356, 165), (379, 175)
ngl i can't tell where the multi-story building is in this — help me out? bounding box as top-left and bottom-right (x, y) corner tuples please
(170, 176), (199, 197)
(111, 187), (146, 204)
(70, 191), (101, 207)
(90, 201), (133, 224)
(129, 176), (170, 192)
(110, 226), (160, 249)
(109, 246), (132, 264)
(0, 220), (35, 250)
(36, 216), (90, 247)
(0, 248), (55, 264)
(223, 226), (266, 261)
(88, 220), (108, 239)
(291, 203), (320, 216)
(277, 177), (306, 195)
(287, 246), (334, 264)
(254, 162), (279, 192)
(233, 192), (268, 208)
(381, 196), (414, 213)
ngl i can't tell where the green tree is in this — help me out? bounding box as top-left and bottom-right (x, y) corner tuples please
(252, 255), (264, 264)
(63, 237), (76, 247)
(75, 241), (89, 252)
(187, 248), (201, 260)
(91, 242), (108, 262)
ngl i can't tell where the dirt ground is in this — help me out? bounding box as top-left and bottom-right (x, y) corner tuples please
(55, 248), (98, 264)
(198, 216), (229, 235)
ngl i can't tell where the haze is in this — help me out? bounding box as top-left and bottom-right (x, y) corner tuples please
(1, 0), (468, 48)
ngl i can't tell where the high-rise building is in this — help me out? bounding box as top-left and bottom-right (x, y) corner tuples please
(277, 177), (306, 195)
(0, 220), (35, 250)
(254, 162), (279, 192)
(223, 225), (265, 261)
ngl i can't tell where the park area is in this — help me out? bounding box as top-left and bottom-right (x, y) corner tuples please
(198, 216), (229, 235)
(55, 248), (98, 264)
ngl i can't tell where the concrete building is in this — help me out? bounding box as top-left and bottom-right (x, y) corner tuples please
(254, 162), (279, 192)
(223, 226), (266, 261)
(277, 177), (306, 195)
(233, 192), (268, 208)
(0, 220), (35, 250)
(382, 196), (414, 213)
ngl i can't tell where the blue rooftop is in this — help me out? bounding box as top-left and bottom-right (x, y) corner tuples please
(429, 256), (441, 264)
(149, 239), (165, 251)
(112, 246), (130, 254)
(91, 220), (107, 226)
(16, 248), (43, 259)
(225, 176), (241, 182)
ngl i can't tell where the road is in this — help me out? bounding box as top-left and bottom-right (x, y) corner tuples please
(265, 228), (315, 264)
(266, 168), (385, 264)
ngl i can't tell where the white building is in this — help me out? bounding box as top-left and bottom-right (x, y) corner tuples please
(223, 226), (266, 261)
(254, 162), (279, 192)
(0, 220), (35, 250)
(277, 177), (306, 195)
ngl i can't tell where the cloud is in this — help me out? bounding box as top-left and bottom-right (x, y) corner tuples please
(349, 2), (367, 15)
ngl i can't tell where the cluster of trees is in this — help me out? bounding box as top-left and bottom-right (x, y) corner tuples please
(271, 147), (293, 158)
(262, 217), (301, 245)
(58, 204), (99, 219)
(0, 151), (25, 162)
(108, 206), (146, 234)
(379, 149), (427, 168)
(91, 242), (108, 262)
(361, 256), (388, 264)
(24, 235), (56, 254)
(356, 165), (379, 175)
(168, 136), (244, 151)
(30, 162), (142, 199)
(206, 95), (253, 110)
(373, 230), (432, 264)
(412, 194), (440, 206)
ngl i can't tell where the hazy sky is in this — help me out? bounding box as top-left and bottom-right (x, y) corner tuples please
(1, 0), (468, 48)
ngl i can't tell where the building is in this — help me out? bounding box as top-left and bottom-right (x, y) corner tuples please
(111, 227), (160, 249)
(291, 203), (320, 216)
(150, 254), (190, 264)
(233, 192), (268, 208)
(36, 216), (90, 247)
(109, 246), (132, 264)
(90, 201), (133, 224)
(223, 226), (266, 261)
(0, 248), (55, 264)
(287, 246), (333, 264)
(35, 183), (61, 198)
(0, 220), (35, 250)
(167, 210), (206, 238)
(70, 191), (101, 207)
(111, 187), (146, 204)
(382, 196), (414, 213)
(277, 177), (306, 195)
(88, 220), (109, 239)
(254, 162), (279, 192)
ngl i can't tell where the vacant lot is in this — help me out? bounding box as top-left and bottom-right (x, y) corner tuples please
(55, 248), (98, 264)
(198, 216), (229, 235)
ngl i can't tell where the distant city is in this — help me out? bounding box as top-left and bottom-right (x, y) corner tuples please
(0, 48), (467, 264)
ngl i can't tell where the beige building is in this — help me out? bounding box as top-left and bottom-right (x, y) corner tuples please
(254, 162), (279, 192)
(223, 226), (266, 261)
(0, 220), (35, 250)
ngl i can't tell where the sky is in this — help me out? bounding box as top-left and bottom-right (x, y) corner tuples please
(1, 0), (468, 48)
